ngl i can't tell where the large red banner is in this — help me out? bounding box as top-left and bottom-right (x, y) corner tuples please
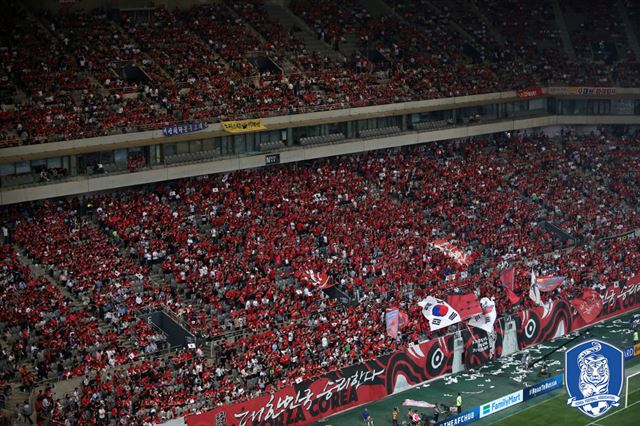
(187, 280), (640, 426)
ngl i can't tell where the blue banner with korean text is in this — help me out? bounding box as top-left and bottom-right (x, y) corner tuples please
(163, 122), (209, 137)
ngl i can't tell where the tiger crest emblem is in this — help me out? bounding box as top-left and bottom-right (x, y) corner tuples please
(577, 343), (609, 398)
(565, 339), (624, 418)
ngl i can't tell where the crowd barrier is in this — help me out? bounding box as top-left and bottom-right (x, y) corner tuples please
(187, 280), (640, 426)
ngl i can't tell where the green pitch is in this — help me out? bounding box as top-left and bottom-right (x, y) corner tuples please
(487, 368), (640, 426)
(313, 312), (640, 426)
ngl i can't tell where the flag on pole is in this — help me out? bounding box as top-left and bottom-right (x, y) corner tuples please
(500, 267), (515, 290)
(529, 269), (542, 306)
(506, 288), (521, 305)
(385, 308), (400, 338)
(418, 296), (461, 331)
(301, 270), (334, 289)
(398, 310), (409, 329)
(500, 266), (520, 305)
(468, 297), (497, 333)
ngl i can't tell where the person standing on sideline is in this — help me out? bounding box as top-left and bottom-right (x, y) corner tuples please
(456, 393), (463, 413)
(391, 407), (400, 426)
(634, 329), (639, 345)
(362, 408), (374, 425)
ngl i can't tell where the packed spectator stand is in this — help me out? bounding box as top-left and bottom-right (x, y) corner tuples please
(1, 0), (640, 424)
(0, 0), (639, 146)
(2, 129), (640, 424)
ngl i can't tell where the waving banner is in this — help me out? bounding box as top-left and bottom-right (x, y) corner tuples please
(468, 297), (497, 333)
(430, 239), (473, 266)
(530, 270), (543, 306)
(536, 275), (565, 292)
(419, 297), (461, 331)
(403, 399), (435, 409)
(301, 270), (334, 289)
(386, 308), (400, 339)
(500, 267), (515, 290)
(500, 267), (521, 305)
(570, 288), (603, 323)
(447, 293), (482, 320)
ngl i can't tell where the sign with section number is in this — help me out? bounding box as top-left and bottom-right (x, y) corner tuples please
(265, 154), (280, 165)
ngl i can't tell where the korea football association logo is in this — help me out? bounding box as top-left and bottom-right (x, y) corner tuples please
(565, 339), (624, 417)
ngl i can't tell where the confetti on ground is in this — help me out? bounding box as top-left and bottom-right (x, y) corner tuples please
(312, 311), (639, 426)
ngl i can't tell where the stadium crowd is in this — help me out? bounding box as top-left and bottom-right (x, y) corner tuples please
(0, 0), (639, 146)
(2, 130), (640, 423)
(1, 0), (640, 424)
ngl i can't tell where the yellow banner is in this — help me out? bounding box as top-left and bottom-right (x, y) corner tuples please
(547, 87), (617, 96)
(635, 343), (640, 357)
(221, 119), (266, 134)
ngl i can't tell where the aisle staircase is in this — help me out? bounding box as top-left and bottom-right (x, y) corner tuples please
(264, 2), (343, 60)
(468, 0), (506, 47)
(358, 0), (398, 18)
(617, 0), (640, 59)
(551, 0), (577, 62)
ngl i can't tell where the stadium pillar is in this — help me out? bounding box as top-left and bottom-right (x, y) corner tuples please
(346, 121), (354, 139)
(452, 331), (465, 373)
(502, 318), (518, 356)
(285, 128), (293, 146)
(69, 155), (77, 176)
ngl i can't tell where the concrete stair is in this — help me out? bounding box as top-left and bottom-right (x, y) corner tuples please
(222, 1), (269, 47)
(28, 9), (108, 94)
(110, 19), (180, 81)
(2, 383), (29, 421)
(222, 0), (294, 75)
(468, 0), (506, 47)
(617, 0), (640, 60)
(340, 33), (362, 57)
(15, 242), (150, 362)
(551, 0), (577, 62)
(358, 0), (403, 20)
(264, 1), (343, 60)
(421, 0), (481, 59)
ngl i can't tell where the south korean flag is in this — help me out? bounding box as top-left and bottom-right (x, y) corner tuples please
(418, 296), (461, 331)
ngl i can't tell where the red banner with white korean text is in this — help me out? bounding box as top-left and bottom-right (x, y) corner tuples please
(516, 87), (543, 98)
(186, 337), (454, 426)
(570, 288), (603, 323)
